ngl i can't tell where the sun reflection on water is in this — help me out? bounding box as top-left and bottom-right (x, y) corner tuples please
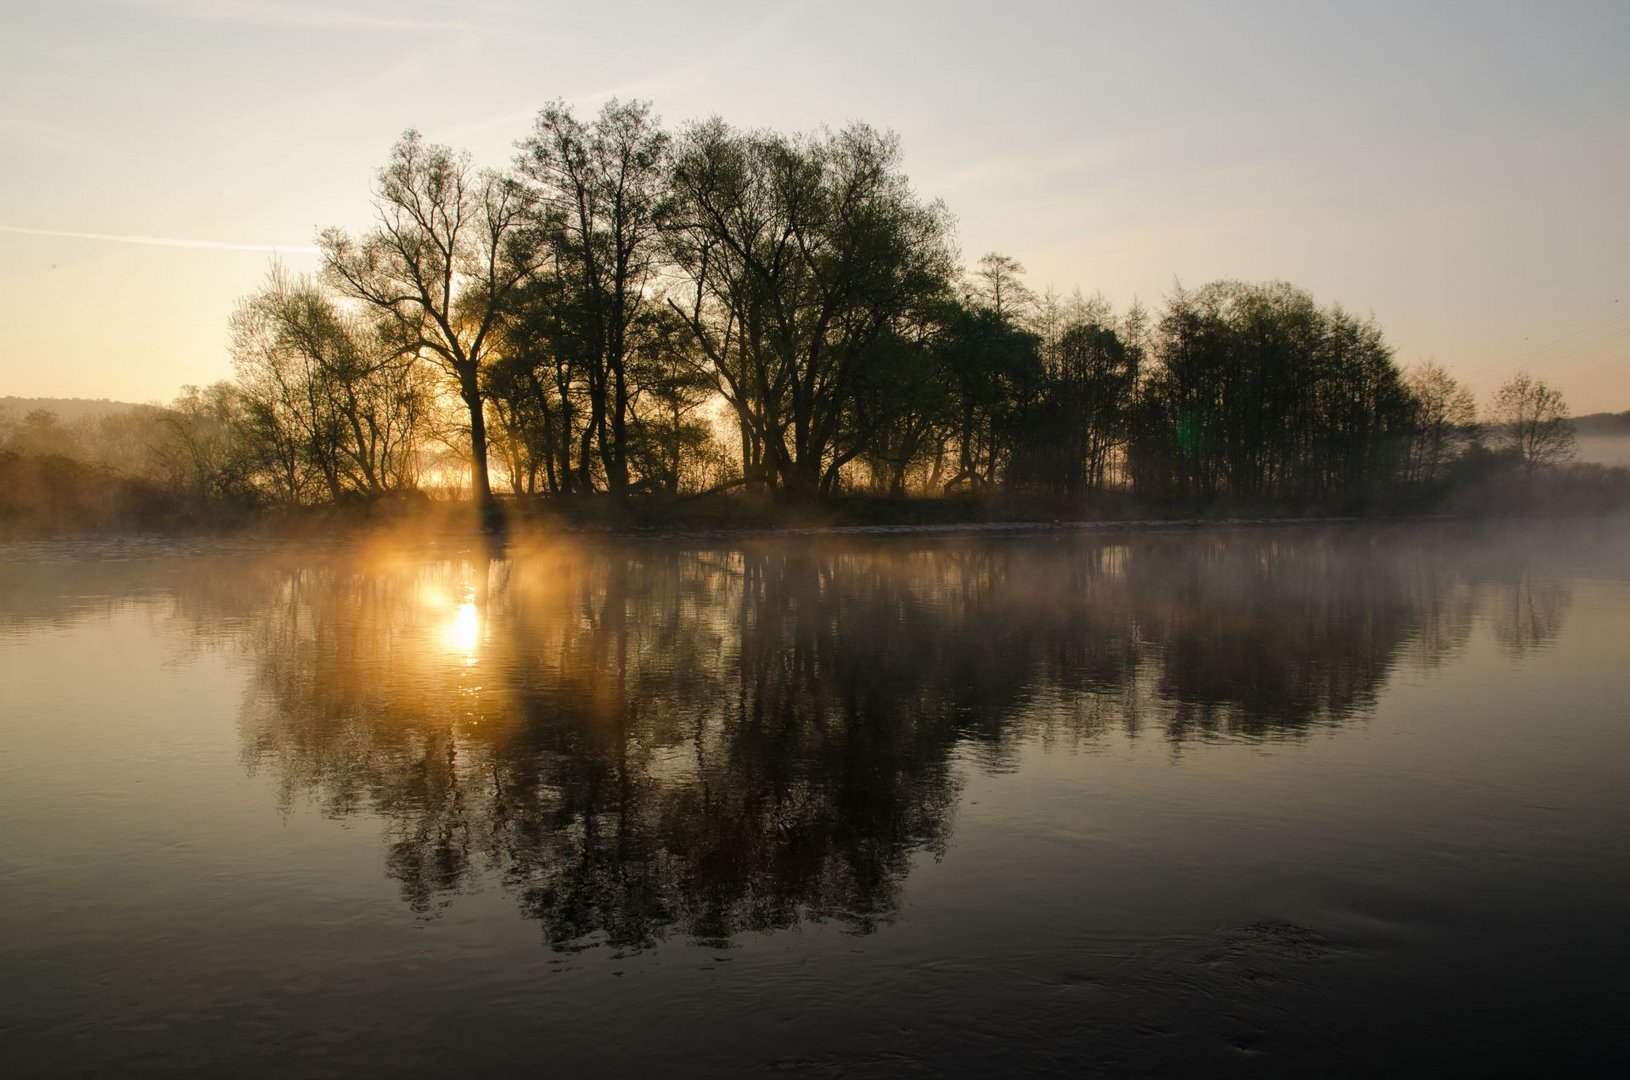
(445, 601), (480, 663)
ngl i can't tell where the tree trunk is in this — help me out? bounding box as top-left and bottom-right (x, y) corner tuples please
(460, 368), (500, 528)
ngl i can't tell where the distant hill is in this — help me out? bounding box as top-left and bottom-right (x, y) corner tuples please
(0, 397), (146, 424)
(1571, 412), (1630, 467)
(1573, 411), (1630, 436)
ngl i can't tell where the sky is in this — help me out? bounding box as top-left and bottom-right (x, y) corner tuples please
(1, 0), (1627, 409)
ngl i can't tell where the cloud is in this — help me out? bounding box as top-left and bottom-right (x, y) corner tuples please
(108, 0), (481, 34)
(0, 225), (319, 254)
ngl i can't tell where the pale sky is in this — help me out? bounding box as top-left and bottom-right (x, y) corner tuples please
(2, 0), (1627, 409)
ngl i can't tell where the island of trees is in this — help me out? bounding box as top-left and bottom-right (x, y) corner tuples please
(2, 100), (1622, 535)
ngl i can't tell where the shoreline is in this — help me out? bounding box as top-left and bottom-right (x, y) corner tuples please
(3, 507), (1620, 563)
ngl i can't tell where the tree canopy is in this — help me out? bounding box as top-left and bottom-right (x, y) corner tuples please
(12, 99), (1605, 526)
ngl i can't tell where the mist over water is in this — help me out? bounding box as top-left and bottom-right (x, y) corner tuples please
(2, 523), (1628, 1076)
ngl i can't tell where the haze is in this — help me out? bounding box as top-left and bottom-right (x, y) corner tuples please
(2, 0), (1626, 407)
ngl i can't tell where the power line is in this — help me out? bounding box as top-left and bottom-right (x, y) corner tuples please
(1459, 305), (1630, 389)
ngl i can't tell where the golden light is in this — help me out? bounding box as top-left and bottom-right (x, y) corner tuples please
(445, 601), (481, 661)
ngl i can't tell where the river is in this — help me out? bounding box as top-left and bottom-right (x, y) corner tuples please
(2, 521), (1627, 1076)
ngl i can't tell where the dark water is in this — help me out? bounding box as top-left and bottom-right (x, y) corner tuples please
(2, 522), (1628, 1077)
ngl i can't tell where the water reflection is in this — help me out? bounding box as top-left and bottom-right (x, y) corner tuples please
(0, 527), (1584, 950)
(1490, 570), (1573, 656)
(114, 525), (1557, 951)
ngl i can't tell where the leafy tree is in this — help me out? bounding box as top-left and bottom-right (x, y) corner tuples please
(621, 304), (720, 493)
(1014, 317), (1138, 493)
(486, 272), (594, 495)
(850, 324), (953, 495)
(668, 120), (956, 496)
(936, 301), (1043, 490)
(1138, 282), (1410, 502)
(515, 99), (673, 496)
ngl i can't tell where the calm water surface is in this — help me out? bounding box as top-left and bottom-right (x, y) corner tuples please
(2, 522), (1627, 1077)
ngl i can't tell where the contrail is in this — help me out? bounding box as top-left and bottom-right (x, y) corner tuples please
(0, 225), (320, 255)
(114, 0), (480, 34)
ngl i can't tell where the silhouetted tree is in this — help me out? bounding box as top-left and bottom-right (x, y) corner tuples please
(936, 300), (1043, 490)
(969, 251), (1035, 320)
(515, 99), (673, 496)
(1013, 316), (1138, 493)
(320, 131), (543, 523)
(486, 268), (593, 494)
(667, 120), (956, 496)
(1489, 371), (1576, 474)
(851, 325), (954, 495)
(232, 263), (431, 502)
(1136, 282), (1411, 503)
(1405, 361), (1478, 487)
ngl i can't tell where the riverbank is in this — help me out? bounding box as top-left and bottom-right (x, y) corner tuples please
(5, 449), (1628, 542)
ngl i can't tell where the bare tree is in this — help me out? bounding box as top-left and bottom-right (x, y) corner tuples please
(153, 383), (252, 500)
(970, 252), (1034, 321)
(232, 262), (431, 503)
(1488, 371), (1575, 474)
(320, 131), (542, 523)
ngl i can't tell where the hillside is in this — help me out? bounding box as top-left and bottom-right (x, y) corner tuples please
(0, 397), (146, 423)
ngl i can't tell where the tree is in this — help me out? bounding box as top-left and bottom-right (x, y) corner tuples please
(850, 324), (953, 495)
(231, 263), (431, 504)
(154, 383), (254, 500)
(3, 409), (81, 459)
(970, 252), (1034, 321)
(667, 120), (956, 496)
(320, 131), (542, 524)
(1405, 361), (1477, 486)
(1015, 318), (1137, 493)
(1489, 371), (1575, 474)
(937, 300), (1043, 490)
(1137, 282), (1411, 502)
(515, 99), (673, 497)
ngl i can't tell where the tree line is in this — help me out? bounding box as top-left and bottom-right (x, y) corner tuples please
(3, 100), (1592, 521)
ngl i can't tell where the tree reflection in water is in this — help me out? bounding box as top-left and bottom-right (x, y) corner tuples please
(211, 528), (1573, 949)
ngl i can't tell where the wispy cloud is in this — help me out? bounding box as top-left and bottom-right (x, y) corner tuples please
(0, 225), (319, 254)
(109, 0), (482, 34)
